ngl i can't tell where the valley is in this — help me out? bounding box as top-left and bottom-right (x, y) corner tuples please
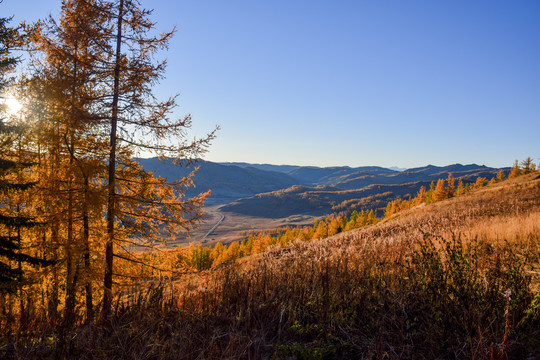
(139, 158), (505, 245)
(170, 204), (319, 247)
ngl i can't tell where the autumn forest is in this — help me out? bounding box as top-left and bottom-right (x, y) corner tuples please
(0, 0), (216, 333)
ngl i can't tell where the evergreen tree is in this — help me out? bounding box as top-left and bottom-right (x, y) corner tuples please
(0, 15), (51, 293)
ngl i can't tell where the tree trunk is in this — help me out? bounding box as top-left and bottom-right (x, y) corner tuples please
(83, 175), (94, 323)
(62, 134), (76, 329)
(102, 0), (124, 322)
(63, 42), (79, 328)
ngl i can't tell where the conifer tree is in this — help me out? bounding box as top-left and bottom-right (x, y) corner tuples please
(432, 179), (447, 202)
(81, 0), (217, 320)
(366, 209), (377, 225)
(446, 173), (455, 197)
(455, 178), (465, 196)
(508, 160), (520, 179)
(520, 157), (536, 174)
(0, 15), (51, 294)
(28, 0), (113, 325)
(28, 0), (216, 323)
(474, 177), (487, 189)
(313, 220), (328, 239)
(415, 185), (426, 204)
(426, 181), (435, 203)
(496, 169), (505, 182)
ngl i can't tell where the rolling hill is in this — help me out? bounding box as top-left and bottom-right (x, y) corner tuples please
(220, 181), (433, 218)
(137, 158), (300, 204)
(139, 158), (503, 218)
(23, 171), (539, 359)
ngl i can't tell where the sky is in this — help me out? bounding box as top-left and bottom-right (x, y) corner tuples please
(2, 0), (539, 169)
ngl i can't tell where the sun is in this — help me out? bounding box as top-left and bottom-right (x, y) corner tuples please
(3, 96), (23, 116)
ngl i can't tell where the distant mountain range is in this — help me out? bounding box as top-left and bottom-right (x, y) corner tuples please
(138, 158), (504, 218)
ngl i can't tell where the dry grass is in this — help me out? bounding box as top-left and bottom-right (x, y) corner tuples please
(2, 173), (540, 359)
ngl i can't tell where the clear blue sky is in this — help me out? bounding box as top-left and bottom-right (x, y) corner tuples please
(2, 0), (539, 168)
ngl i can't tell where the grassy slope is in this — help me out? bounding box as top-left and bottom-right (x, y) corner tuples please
(4, 172), (540, 359)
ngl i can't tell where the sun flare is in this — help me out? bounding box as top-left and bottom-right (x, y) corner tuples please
(3, 96), (23, 116)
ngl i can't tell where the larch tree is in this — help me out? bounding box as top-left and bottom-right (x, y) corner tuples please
(474, 177), (487, 189)
(27, 0), (113, 326)
(86, 0), (217, 320)
(432, 178), (447, 202)
(520, 157), (536, 174)
(496, 169), (505, 182)
(508, 160), (520, 179)
(17, 0), (214, 325)
(446, 173), (455, 198)
(455, 177), (465, 196)
(415, 185), (426, 205)
(426, 181), (435, 203)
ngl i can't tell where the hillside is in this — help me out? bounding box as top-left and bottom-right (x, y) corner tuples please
(174, 172), (540, 358)
(137, 158), (300, 204)
(141, 158), (503, 222)
(11, 171), (537, 359)
(220, 181), (433, 218)
(221, 161), (500, 188)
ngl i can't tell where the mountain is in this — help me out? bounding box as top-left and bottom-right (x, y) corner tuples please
(137, 158), (300, 204)
(220, 162), (397, 185)
(220, 162), (300, 174)
(333, 164), (502, 190)
(139, 158), (503, 218)
(220, 181), (433, 218)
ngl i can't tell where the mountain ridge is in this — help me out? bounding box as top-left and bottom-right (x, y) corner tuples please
(138, 157), (503, 218)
